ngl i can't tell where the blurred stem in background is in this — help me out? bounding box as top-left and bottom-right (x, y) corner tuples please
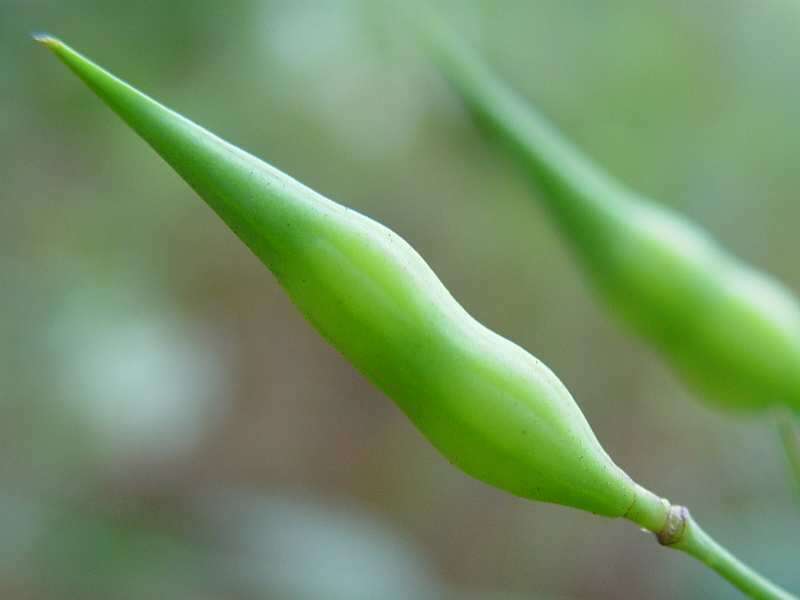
(776, 409), (800, 502)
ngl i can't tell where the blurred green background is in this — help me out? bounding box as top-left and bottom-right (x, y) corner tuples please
(3, 0), (800, 598)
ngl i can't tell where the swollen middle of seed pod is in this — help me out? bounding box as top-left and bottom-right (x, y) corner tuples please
(37, 35), (664, 520)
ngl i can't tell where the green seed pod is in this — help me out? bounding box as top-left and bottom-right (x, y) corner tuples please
(37, 36), (656, 519)
(422, 21), (800, 413)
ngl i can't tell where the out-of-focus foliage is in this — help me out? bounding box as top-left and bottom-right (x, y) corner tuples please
(2, 0), (800, 598)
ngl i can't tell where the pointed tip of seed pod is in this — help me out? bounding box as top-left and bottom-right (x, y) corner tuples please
(32, 33), (62, 50)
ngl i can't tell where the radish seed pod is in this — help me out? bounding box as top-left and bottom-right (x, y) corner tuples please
(38, 36), (652, 518)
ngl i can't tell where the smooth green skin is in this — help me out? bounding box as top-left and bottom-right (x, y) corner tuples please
(423, 21), (800, 413)
(38, 37), (640, 517)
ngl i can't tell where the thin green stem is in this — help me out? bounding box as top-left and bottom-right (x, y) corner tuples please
(776, 408), (800, 500)
(626, 486), (796, 599)
(672, 515), (794, 600)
